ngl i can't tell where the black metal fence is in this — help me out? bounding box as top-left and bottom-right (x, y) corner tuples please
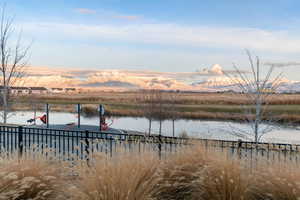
(0, 125), (189, 160)
(197, 139), (300, 164)
(0, 125), (299, 164)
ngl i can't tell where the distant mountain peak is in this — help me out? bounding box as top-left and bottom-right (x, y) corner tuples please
(197, 64), (224, 75)
(210, 64), (223, 75)
(12, 65), (300, 93)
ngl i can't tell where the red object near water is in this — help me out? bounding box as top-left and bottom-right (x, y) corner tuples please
(101, 122), (108, 131)
(39, 114), (47, 124)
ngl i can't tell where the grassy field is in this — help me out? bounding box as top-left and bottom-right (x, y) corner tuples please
(0, 144), (300, 199)
(11, 92), (300, 123)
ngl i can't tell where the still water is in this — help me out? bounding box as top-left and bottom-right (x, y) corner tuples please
(4, 111), (300, 144)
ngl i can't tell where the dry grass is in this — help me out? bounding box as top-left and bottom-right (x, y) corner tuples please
(11, 92), (300, 124)
(0, 144), (300, 199)
(18, 92), (300, 105)
(151, 146), (253, 200)
(0, 153), (67, 200)
(151, 145), (300, 200)
(152, 146), (209, 200)
(252, 163), (300, 200)
(198, 158), (252, 200)
(70, 152), (160, 200)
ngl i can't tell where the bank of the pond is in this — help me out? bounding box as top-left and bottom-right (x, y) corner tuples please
(6, 103), (300, 125)
(3, 110), (300, 144)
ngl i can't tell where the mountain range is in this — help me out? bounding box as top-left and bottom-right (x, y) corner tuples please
(16, 65), (300, 93)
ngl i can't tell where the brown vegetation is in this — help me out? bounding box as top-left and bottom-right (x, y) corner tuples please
(17, 92), (300, 105)
(71, 152), (159, 200)
(0, 144), (300, 199)
(0, 154), (67, 199)
(8, 92), (300, 124)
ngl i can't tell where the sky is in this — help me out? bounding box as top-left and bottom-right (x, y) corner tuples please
(3, 0), (300, 81)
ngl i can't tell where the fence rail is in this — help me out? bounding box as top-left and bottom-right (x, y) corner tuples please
(195, 138), (300, 164)
(0, 125), (299, 163)
(0, 125), (189, 160)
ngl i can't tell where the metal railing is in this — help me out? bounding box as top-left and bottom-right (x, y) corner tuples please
(196, 138), (300, 164)
(0, 125), (189, 160)
(0, 125), (299, 163)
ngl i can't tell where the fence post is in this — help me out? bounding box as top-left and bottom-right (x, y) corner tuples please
(18, 126), (23, 158)
(231, 141), (235, 156)
(237, 139), (242, 159)
(109, 136), (113, 157)
(85, 130), (90, 165)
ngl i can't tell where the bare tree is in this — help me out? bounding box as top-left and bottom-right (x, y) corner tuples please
(225, 50), (284, 143)
(138, 89), (169, 136)
(166, 91), (180, 137)
(153, 90), (168, 135)
(0, 5), (30, 123)
(137, 89), (157, 135)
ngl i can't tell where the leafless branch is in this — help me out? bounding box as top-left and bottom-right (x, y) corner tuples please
(226, 50), (286, 143)
(0, 5), (31, 123)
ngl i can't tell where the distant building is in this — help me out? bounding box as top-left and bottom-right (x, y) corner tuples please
(65, 88), (76, 93)
(50, 88), (64, 93)
(29, 87), (48, 94)
(10, 87), (31, 95)
(0, 86), (49, 95)
(0, 86), (78, 95)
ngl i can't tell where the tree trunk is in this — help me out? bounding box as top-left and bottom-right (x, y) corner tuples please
(159, 120), (162, 135)
(2, 87), (8, 124)
(255, 93), (261, 144)
(254, 120), (258, 143)
(34, 104), (36, 125)
(172, 119), (175, 137)
(148, 119), (152, 136)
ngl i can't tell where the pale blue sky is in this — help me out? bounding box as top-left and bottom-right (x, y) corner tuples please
(3, 0), (300, 80)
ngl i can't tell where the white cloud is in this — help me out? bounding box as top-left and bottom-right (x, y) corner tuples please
(74, 8), (96, 14)
(113, 15), (140, 20)
(22, 21), (300, 53)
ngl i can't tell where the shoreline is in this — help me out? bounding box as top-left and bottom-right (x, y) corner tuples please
(4, 92), (300, 125)
(5, 104), (300, 126)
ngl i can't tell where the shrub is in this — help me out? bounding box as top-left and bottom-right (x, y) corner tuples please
(71, 152), (159, 200)
(0, 154), (67, 200)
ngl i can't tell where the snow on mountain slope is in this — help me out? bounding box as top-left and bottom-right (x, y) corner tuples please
(11, 64), (300, 93)
(191, 75), (300, 93)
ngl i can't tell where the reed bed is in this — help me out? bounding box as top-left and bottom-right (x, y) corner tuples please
(0, 143), (300, 199)
(18, 92), (300, 106)
(11, 92), (300, 124)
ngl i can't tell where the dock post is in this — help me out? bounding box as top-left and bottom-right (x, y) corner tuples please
(77, 104), (81, 129)
(98, 104), (104, 132)
(46, 103), (49, 128)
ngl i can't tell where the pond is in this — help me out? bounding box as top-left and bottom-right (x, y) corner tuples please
(4, 111), (300, 144)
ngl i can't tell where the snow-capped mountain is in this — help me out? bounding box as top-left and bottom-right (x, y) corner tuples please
(15, 65), (300, 93)
(277, 81), (300, 93)
(192, 72), (300, 93)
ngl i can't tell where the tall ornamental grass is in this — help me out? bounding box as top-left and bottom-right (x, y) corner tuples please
(0, 144), (299, 199)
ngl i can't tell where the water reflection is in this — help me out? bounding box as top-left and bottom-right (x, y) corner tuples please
(3, 111), (300, 144)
